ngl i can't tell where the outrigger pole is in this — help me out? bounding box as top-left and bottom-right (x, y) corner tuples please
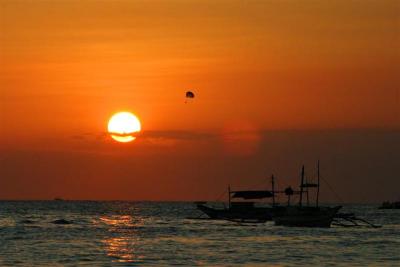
(316, 160), (320, 208)
(228, 185), (231, 209)
(299, 165), (305, 207)
(271, 175), (275, 206)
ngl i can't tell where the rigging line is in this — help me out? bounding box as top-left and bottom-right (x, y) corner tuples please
(320, 174), (344, 204)
(215, 188), (228, 202)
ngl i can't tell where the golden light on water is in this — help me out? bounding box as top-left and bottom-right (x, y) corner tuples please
(108, 112), (141, 143)
(100, 215), (144, 263)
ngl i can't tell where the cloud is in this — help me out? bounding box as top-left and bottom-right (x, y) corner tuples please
(140, 130), (217, 141)
(71, 130), (218, 143)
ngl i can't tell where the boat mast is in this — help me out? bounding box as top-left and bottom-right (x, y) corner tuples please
(306, 174), (310, 206)
(316, 160), (320, 208)
(299, 165), (305, 207)
(271, 175), (275, 206)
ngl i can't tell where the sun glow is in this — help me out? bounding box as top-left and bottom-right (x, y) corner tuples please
(108, 112), (141, 143)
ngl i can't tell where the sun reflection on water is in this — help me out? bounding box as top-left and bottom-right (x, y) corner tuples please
(99, 214), (145, 263)
(100, 215), (135, 227)
(102, 236), (143, 263)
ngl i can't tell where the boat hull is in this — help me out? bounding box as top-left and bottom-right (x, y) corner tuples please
(196, 204), (273, 221)
(272, 206), (342, 228)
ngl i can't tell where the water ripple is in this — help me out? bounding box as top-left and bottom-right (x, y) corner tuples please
(0, 202), (398, 266)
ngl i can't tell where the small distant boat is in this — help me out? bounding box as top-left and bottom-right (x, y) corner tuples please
(271, 162), (342, 228)
(378, 201), (400, 209)
(54, 197), (64, 201)
(195, 176), (278, 222)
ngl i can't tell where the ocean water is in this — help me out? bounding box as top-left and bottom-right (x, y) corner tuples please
(0, 201), (399, 266)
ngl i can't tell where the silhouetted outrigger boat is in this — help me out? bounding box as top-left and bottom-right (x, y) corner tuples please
(271, 163), (342, 228)
(190, 161), (380, 228)
(194, 177), (278, 222)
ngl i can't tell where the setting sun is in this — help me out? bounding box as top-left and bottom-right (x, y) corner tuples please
(108, 112), (141, 143)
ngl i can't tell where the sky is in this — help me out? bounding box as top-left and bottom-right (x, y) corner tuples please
(0, 0), (399, 202)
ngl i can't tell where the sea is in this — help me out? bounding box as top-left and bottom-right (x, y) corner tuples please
(0, 201), (399, 266)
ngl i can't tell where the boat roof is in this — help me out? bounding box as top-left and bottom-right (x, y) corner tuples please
(231, 190), (273, 199)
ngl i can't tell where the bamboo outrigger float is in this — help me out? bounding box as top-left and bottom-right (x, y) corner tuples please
(333, 213), (381, 228)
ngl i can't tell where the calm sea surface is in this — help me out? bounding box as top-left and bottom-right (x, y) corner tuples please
(0, 201), (399, 266)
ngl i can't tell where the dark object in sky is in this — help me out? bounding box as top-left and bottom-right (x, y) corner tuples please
(186, 91), (195, 98)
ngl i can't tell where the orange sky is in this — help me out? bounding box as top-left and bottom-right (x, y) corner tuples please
(0, 0), (399, 201)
